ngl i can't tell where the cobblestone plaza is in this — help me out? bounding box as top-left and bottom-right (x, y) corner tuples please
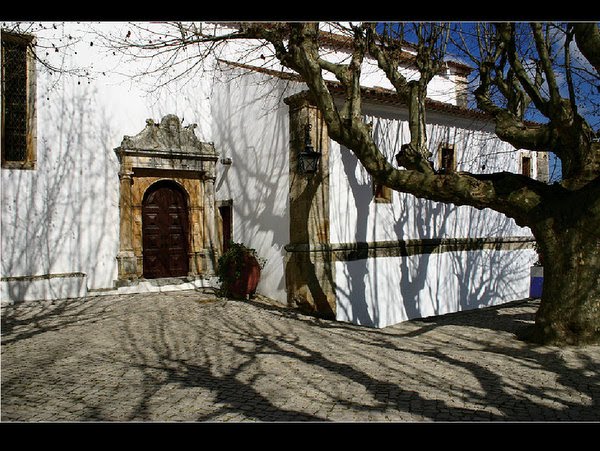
(2, 291), (599, 422)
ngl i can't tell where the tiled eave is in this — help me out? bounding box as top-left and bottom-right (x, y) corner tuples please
(218, 59), (497, 123)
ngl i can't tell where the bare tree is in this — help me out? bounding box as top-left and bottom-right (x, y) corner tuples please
(453, 23), (600, 345)
(87, 22), (600, 345)
(1, 21), (93, 83)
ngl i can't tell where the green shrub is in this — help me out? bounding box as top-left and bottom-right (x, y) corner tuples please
(216, 242), (266, 297)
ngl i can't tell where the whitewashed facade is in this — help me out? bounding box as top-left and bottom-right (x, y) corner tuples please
(1, 23), (542, 328)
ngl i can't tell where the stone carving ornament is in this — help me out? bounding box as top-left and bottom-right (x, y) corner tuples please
(119, 114), (216, 156)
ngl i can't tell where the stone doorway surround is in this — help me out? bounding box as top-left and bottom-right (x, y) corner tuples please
(114, 114), (219, 284)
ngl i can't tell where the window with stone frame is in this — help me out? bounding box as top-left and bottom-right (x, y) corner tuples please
(373, 180), (393, 203)
(1, 30), (36, 169)
(521, 155), (532, 177)
(438, 143), (456, 174)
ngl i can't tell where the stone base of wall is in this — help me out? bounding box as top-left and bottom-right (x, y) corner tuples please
(285, 251), (336, 319)
(1, 272), (87, 304)
(285, 236), (536, 323)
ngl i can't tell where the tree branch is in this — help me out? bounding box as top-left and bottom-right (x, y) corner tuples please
(572, 23), (600, 75)
(531, 23), (561, 105)
(497, 23), (550, 117)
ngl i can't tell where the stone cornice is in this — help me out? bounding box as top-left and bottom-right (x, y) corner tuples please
(115, 114), (217, 157)
(285, 236), (536, 260)
(114, 114), (218, 175)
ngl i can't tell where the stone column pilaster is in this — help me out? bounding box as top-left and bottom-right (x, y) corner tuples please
(202, 176), (218, 275)
(284, 91), (336, 319)
(117, 169), (138, 280)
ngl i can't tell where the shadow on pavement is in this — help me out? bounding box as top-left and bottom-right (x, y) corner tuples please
(2, 293), (599, 422)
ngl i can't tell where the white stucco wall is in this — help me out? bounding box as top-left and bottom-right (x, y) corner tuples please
(330, 103), (537, 328)
(330, 105), (535, 244)
(335, 248), (534, 328)
(1, 22), (218, 302)
(211, 66), (302, 304)
(1, 72), (123, 301)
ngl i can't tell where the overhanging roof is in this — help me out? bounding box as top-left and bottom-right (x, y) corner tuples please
(218, 59), (493, 123)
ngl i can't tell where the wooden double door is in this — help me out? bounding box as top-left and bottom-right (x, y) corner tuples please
(142, 181), (190, 278)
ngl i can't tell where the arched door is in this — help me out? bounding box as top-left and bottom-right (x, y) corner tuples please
(142, 181), (190, 278)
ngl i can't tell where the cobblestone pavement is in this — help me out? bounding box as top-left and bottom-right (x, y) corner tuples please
(1, 290), (599, 423)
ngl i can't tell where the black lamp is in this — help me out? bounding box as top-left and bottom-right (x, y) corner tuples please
(298, 121), (321, 174)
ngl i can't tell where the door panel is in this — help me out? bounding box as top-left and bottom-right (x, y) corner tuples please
(142, 182), (189, 278)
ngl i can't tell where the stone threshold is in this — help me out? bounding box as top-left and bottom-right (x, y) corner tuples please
(89, 276), (218, 297)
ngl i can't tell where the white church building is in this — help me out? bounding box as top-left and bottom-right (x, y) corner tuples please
(1, 22), (545, 328)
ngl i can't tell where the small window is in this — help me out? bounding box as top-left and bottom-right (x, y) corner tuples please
(438, 144), (456, 174)
(521, 155), (532, 177)
(373, 181), (392, 203)
(1, 30), (36, 169)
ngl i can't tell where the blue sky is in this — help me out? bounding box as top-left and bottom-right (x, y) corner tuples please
(376, 22), (600, 182)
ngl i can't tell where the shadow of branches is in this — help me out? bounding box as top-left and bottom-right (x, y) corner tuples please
(1, 296), (117, 346)
(2, 293), (599, 422)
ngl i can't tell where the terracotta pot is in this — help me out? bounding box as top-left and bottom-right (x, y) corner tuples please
(227, 253), (261, 299)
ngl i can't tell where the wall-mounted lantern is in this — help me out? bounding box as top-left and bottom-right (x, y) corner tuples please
(298, 121), (321, 174)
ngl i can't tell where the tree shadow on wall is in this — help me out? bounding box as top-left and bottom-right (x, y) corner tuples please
(333, 136), (534, 327)
(396, 196), (532, 322)
(2, 80), (120, 303)
(332, 144), (377, 326)
(211, 68), (295, 299)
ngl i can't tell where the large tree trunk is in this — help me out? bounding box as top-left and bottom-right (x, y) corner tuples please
(530, 213), (600, 345)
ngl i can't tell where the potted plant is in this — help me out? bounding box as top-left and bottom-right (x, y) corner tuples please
(216, 241), (265, 299)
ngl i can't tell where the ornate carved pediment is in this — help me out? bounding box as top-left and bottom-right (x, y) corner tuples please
(117, 114), (216, 156)
(115, 114), (218, 176)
